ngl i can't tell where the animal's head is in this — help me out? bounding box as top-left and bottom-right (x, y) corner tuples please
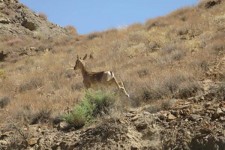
(74, 54), (88, 70)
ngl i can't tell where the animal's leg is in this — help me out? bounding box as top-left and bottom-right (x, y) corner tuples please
(119, 81), (130, 97)
(83, 80), (91, 88)
(111, 77), (130, 97)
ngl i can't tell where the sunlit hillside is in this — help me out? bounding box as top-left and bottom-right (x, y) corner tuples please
(0, 0), (225, 149)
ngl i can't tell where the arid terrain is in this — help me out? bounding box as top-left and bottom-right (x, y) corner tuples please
(0, 0), (225, 149)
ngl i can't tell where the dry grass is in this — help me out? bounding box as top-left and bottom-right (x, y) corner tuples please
(0, 0), (225, 129)
(38, 12), (48, 21)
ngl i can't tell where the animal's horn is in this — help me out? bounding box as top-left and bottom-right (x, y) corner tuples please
(83, 54), (88, 60)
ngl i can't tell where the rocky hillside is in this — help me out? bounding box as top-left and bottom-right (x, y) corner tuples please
(0, 0), (73, 62)
(0, 0), (225, 149)
(0, 0), (67, 37)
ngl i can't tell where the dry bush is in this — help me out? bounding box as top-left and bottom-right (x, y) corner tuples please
(128, 30), (149, 45)
(38, 12), (48, 20)
(168, 7), (194, 22)
(206, 33), (225, 54)
(136, 69), (201, 101)
(0, 97), (10, 108)
(156, 44), (186, 65)
(18, 77), (43, 92)
(4, 90), (52, 124)
(65, 25), (77, 35)
(87, 32), (102, 40)
(217, 82), (225, 100)
(198, 0), (222, 9)
(145, 17), (168, 30)
(127, 23), (143, 31)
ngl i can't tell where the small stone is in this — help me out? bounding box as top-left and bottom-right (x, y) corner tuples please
(143, 111), (150, 115)
(221, 107), (225, 112)
(216, 108), (223, 115)
(0, 17), (10, 24)
(135, 121), (147, 131)
(171, 110), (178, 117)
(131, 116), (139, 122)
(0, 140), (8, 145)
(28, 138), (39, 146)
(219, 116), (225, 121)
(167, 113), (176, 121)
(189, 114), (201, 121)
(125, 113), (136, 117)
(204, 102), (211, 108)
(59, 121), (70, 130)
(199, 128), (212, 134)
(131, 145), (138, 150)
(158, 113), (167, 120)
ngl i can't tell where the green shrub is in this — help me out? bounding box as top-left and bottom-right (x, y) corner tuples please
(64, 90), (115, 128)
(0, 69), (5, 78)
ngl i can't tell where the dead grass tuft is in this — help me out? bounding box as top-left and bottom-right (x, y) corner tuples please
(18, 77), (43, 92)
(38, 12), (48, 20)
(0, 97), (10, 108)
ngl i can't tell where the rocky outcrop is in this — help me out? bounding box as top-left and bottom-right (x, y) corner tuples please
(1, 79), (224, 150)
(0, 0), (71, 62)
(0, 0), (68, 38)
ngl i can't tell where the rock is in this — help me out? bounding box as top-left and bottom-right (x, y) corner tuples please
(0, 51), (8, 62)
(204, 102), (211, 108)
(131, 145), (139, 150)
(221, 107), (225, 112)
(0, 17), (10, 24)
(0, 140), (8, 145)
(167, 113), (177, 121)
(143, 111), (151, 115)
(59, 121), (70, 130)
(189, 114), (202, 121)
(216, 108), (223, 115)
(219, 116), (225, 121)
(125, 112), (136, 117)
(21, 20), (37, 31)
(199, 128), (212, 134)
(135, 121), (147, 131)
(28, 137), (39, 146)
(158, 113), (167, 120)
(204, 0), (221, 9)
(171, 110), (179, 117)
(0, 131), (12, 139)
(131, 116), (139, 122)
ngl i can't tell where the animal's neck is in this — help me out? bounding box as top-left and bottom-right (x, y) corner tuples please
(80, 64), (88, 77)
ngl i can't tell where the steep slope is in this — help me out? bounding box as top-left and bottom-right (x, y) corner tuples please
(0, 0), (225, 149)
(0, 0), (72, 62)
(0, 0), (67, 37)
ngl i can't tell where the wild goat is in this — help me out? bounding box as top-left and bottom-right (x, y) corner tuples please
(74, 54), (130, 97)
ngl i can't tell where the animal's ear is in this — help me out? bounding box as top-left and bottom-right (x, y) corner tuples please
(83, 54), (88, 60)
(89, 54), (93, 59)
(77, 55), (79, 59)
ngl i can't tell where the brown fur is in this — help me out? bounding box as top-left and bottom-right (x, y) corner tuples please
(74, 54), (129, 97)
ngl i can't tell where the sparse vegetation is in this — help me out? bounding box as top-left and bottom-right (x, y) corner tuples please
(0, 97), (10, 108)
(38, 12), (48, 21)
(1, 0), (225, 149)
(64, 90), (115, 128)
(0, 69), (5, 78)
